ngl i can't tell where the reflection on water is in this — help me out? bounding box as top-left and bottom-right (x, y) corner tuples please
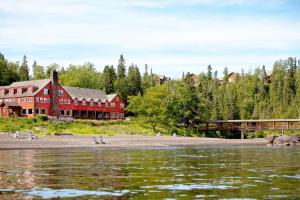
(0, 146), (299, 199)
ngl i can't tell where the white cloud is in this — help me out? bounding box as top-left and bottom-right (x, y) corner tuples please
(0, 0), (298, 77)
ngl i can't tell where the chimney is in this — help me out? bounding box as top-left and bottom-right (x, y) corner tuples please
(50, 70), (60, 118)
(50, 70), (58, 86)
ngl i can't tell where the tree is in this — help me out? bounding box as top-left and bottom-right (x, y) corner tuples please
(59, 62), (102, 89)
(19, 55), (29, 81)
(32, 61), (45, 80)
(46, 63), (60, 78)
(127, 64), (142, 96)
(117, 54), (126, 79)
(223, 67), (229, 83)
(142, 64), (152, 92)
(127, 85), (171, 133)
(102, 65), (116, 94)
(207, 65), (212, 80)
(115, 55), (128, 100)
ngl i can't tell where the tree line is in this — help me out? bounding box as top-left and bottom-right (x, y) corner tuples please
(127, 57), (300, 135)
(2, 52), (300, 135)
(0, 53), (157, 102)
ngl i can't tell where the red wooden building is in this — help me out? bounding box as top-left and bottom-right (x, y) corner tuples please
(0, 71), (125, 120)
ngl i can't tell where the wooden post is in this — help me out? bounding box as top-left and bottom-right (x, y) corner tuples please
(241, 130), (245, 140)
(272, 122), (275, 130)
(206, 122), (209, 131)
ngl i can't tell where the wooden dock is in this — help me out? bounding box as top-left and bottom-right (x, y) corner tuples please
(198, 119), (300, 139)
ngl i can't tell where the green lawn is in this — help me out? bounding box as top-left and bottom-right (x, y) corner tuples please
(0, 116), (167, 136)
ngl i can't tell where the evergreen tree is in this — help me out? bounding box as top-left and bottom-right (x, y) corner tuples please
(102, 65), (116, 94)
(117, 54), (126, 79)
(223, 67), (229, 83)
(207, 65), (212, 80)
(19, 55), (29, 81)
(127, 64), (142, 96)
(142, 64), (152, 92)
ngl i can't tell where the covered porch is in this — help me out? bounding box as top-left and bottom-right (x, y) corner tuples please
(72, 110), (110, 120)
(0, 102), (21, 117)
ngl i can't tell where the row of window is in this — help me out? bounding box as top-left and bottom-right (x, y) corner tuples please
(22, 108), (47, 115)
(0, 87), (35, 96)
(36, 97), (51, 103)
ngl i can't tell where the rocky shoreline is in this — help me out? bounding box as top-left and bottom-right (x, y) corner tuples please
(0, 132), (269, 149)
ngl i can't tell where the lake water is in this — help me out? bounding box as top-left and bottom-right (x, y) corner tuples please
(0, 146), (299, 199)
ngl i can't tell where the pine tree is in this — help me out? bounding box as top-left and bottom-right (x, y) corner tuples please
(117, 54), (126, 79)
(207, 65), (212, 80)
(102, 65), (116, 94)
(19, 55), (29, 81)
(127, 64), (142, 96)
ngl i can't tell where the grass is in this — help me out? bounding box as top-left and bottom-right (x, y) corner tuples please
(0, 117), (166, 136)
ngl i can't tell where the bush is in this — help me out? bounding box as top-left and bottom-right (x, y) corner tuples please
(37, 115), (49, 121)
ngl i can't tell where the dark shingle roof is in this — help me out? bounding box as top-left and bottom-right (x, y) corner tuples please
(63, 86), (107, 101)
(0, 79), (50, 98)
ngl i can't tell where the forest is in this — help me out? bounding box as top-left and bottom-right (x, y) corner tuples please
(1, 52), (300, 136)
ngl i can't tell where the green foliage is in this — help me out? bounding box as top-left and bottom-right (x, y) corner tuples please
(19, 55), (30, 81)
(60, 62), (103, 89)
(32, 61), (45, 80)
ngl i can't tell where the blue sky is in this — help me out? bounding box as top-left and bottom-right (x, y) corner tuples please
(0, 0), (300, 77)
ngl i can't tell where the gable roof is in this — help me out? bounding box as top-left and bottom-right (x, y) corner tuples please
(106, 94), (117, 102)
(63, 86), (107, 101)
(0, 79), (50, 98)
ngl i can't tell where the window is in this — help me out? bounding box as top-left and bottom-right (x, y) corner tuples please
(105, 102), (109, 107)
(58, 90), (64, 96)
(74, 99), (78, 105)
(98, 101), (101, 106)
(44, 89), (49, 95)
(60, 99), (63, 104)
(28, 109), (33, 114)
(64, 99), (67, 104)
(90, 101), (94, 106)
(22, 109), (26, 115)
(35, 109), (39, 114)
(120, 103), (125, 108)
(41, 109), (46, 114)
(40, 97), (43, 102)
(111, 103), (116, 108)
(82, 100), (86, 106)
(48, 98), (51, 103)
(60, 110), (65, 116)
(36, 97), (39, 102)
(66, 110), (71, 116)
(17, 88), (22, 94)
(67, 99), (71, 104)
(44, 98), (47, 103)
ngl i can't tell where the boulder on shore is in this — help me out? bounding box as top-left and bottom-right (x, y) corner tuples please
(268, 134), (300, 146)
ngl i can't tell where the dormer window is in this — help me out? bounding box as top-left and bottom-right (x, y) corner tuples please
(82, 99), (86, 105)
(98, 100), (101, 106)
(105, 102), (109, 107)
(120, 103), (125, 108)
(0, 89), (4, 96)
(90, 100), (94, 106)
(74, 99), (78, 105)
(17, 88), (22, 94)
(28, 86), (33, 93)
(111, 103), (116, 108)
(9, 89), (14, 95)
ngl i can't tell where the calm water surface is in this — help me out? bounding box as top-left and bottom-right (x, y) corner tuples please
(0, 146), (299, 199)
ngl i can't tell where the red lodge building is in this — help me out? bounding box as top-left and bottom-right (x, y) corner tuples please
(0, 71), (125, 120)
